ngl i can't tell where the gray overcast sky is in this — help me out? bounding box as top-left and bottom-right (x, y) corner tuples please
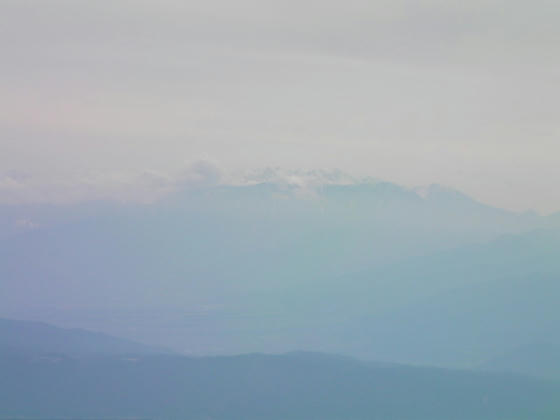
(1, 0), (559, 212)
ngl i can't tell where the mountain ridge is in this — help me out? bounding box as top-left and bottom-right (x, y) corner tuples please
(0, 318), (172, 357)
(1, 347), (559, 419)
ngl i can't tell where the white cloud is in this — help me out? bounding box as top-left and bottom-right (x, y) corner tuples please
(0, 165), (371, 205)
(14, 219), (40, 230)
(177, 160), (223, 189)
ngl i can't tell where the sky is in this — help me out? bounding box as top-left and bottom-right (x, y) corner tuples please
(1, 0), (559, 213)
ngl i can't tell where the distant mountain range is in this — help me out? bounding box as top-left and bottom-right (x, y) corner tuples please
(189, 228), (560, 370)
(0, 319), (559, 420)
(287, 229), (560, 367)
(479, 341), (560, 380)
(1, 181), (558, 372)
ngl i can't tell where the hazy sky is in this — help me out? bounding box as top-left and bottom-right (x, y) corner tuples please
(1, 0), (559, 212)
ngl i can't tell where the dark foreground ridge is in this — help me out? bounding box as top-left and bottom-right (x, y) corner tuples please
(1, 350), (559, 420)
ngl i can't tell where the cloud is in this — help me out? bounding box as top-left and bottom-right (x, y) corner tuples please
(241, 167), (369, 188)
(0, 161), (224, 205)
(14, 219), (40, 231)
(0, 170), (169, 205)
(0, 173), (38, 204)
(177, 160), (223, 189)
(0, 165), (371, 205)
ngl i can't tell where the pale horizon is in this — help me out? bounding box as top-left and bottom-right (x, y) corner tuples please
(2, 1), (560, 213)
